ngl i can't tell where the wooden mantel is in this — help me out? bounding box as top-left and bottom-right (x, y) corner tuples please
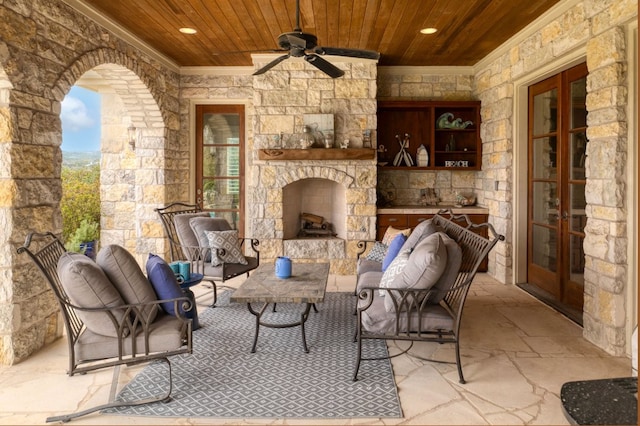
(258, 148), (376, 161)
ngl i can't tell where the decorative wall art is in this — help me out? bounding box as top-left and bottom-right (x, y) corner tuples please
(436, 112), (473, 129)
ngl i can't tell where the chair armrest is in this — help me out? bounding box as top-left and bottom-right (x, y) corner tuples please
(355, 286), (437, 312)
(66, 296), (194, 336)
(238, 237), (260, 259)
(356, 239), (379, 259)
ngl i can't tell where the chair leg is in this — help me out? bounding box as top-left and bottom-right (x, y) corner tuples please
(46, 358), (173, 423)
(455, 341), (466, 384)
(352, 327), (363, 381)
(210, 281), (218, 307)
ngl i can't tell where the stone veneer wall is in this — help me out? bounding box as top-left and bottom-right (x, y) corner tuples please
(0, 0), (181, 364)
(474, 0), (637, 355)
(249, 59), (378, 274)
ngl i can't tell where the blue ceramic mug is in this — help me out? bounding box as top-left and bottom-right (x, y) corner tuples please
(275, 256), (291, 279)
(178, 262), (191, 281)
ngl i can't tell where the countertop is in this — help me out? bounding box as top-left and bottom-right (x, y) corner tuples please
(377, 205), (489, 215)
(560, 377), (637, 425)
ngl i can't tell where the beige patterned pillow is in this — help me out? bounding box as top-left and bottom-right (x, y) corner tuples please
(381, 226), (411, 246)
(204, 230), (248, 267)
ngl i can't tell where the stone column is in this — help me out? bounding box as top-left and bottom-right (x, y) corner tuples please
(583, 26), (630, 356)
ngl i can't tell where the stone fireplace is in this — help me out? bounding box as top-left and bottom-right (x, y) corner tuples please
(247, 55), (379, 274)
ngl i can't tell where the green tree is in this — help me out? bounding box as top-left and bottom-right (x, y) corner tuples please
(61, 164), (101, 242)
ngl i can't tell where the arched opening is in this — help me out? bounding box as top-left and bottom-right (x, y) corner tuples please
(63, 65), (167, 263)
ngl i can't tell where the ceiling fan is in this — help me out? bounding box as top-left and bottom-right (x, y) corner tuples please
(253, 0), (381, 78)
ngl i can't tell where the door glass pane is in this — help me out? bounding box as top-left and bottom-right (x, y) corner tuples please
(203, 114), (240, 144)
(202, 179), (240, 210)
(202, 146), (240, 177)
(532, 182), (558, 225)
(570, 234), (585, 285)
(532, 136), (557, 179)
(570, 132), (587, 179)
(532, 224), (557, 271)
(569, 184), (587, 232)
(533, 89), (558, 134)
(570, 78), (587, 128)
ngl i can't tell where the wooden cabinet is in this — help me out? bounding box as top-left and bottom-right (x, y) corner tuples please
(377, 101), (482, 170)
(377, 212), (489, 271)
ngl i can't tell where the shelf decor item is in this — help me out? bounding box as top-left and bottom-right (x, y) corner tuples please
(437, 112), (473, 129)
(393, 133), (414, 166)
(416, 144), (429, 167)
(455, 192), (477, 207)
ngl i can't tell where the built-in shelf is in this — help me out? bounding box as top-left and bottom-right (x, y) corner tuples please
(258, 148), (376, 161)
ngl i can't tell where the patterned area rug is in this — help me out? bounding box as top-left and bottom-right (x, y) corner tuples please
(106, 292), (402, 419)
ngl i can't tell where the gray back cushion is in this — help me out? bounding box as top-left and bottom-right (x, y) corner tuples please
(385, 232), (447, 312)
(427, 232), (463, 304)
(57, 252), (127, 337)
(189, 217), (232, 247)
(173, 212), (210, 247)
(96, 245), (159, 322)
(401, 219), (441, 252)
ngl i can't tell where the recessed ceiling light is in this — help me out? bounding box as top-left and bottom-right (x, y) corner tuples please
(420, 28), (437, 34)
(179, 27), (197, 34)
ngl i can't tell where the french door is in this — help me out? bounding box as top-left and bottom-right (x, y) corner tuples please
(195, 104), (245, 235)
(527, 63), (588, 319)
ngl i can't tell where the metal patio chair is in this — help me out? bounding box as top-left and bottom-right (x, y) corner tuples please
(17, 232), (193, 423)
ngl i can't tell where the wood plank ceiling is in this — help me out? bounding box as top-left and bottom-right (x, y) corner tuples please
(73, 0), (561, 67)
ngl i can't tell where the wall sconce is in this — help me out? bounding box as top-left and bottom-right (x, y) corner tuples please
(127, 124), (136, 150)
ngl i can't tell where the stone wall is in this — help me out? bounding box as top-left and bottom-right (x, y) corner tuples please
(0, 0), (180, 364)
(474, 0), (637, 355)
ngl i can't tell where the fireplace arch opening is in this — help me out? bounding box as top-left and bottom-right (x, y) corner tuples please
(282, 178), (346, 240)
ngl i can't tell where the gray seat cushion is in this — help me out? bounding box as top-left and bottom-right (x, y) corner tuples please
(360, 291), (454, 335)
(96, 245), (159, 322)
(74, 313), (185, 362)
(57, 252), (128, 338)
(202, 256), (259, 280)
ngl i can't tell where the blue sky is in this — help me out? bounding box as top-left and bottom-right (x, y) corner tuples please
(61, 86), (101, 152)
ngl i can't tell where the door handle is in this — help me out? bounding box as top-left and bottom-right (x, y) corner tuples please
(562, 211), (568, 220)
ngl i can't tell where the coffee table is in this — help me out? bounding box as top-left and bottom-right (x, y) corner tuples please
(230, 262), (329, 353)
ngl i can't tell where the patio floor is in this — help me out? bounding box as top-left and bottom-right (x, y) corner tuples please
(0, 273), (631, 425)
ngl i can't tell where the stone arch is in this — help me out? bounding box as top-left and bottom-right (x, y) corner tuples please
(275, 165), (355, 189)
(50, 49), (174, 262)
(1, 46), (178, 366)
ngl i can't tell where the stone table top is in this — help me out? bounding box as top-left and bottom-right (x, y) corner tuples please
(230, 262), (329, 304)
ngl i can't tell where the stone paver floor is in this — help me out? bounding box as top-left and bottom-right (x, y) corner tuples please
(0, 273), (631, 425)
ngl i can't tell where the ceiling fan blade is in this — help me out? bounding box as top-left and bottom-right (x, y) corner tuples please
(304, 54), (344, 78)
(253, 54), (290, 75)
(314, 47), (380, 60)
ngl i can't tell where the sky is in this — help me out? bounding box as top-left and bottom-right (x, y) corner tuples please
(60, 86), (101, 152)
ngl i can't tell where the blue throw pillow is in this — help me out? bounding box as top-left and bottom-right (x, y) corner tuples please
(382, 233), (408, 272)
(146, 253), (185, 316)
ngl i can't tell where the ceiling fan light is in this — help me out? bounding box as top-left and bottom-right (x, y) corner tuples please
(420, 27), (437, 35)
(179, 27), (197, 34)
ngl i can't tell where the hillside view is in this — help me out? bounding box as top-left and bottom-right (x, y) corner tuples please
(63, 151), (100, 168)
